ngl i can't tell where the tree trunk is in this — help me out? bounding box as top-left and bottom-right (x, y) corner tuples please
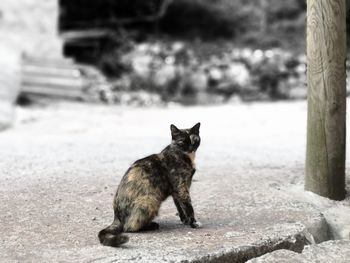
(305, 0), (346, 200)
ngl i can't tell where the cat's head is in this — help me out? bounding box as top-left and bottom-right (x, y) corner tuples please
(170, 123), (201, 153)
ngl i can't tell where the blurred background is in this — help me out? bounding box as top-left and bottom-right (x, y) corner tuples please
(1, 0), (350, 128)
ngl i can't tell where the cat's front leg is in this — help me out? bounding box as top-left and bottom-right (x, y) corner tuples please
(173, 191), (201, 228)
(173, 197), (187, 223)
(183, 201), (201, 228)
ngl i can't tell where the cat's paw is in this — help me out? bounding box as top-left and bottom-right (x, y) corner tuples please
(190, 221), (202, 228)
(181, 217), (190, 225)
(179, 214), (190, 224)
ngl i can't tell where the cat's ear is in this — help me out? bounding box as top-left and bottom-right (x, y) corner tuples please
(170, 124), (181, 138)
(191, 122), (201, 135)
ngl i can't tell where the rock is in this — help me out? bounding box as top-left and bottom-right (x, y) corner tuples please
(323, 206), (350, 240)
(0, 0), (62, 58)
(302, 241), (350, 262)
(247, 249), (305, 263)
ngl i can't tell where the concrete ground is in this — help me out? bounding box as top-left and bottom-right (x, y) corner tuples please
(0, 101), (349, 262)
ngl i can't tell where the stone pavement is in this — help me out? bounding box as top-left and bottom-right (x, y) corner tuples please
(0, 101), (349, 262)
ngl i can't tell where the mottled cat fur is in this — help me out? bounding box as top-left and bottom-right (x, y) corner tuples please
(98, 123), (201, 247)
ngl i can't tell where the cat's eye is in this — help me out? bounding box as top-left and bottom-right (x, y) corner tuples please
(190, 135), (200, 144)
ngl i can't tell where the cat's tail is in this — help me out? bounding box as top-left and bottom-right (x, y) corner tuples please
(98, 219), (129, 247)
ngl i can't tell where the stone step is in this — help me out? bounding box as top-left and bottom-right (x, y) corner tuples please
(22, 75), (86, 90)
(20, 57), (108, 101)
(23, 56), (75, 68)
(21, 85), (85, 99)
(22, 64), (82, 79)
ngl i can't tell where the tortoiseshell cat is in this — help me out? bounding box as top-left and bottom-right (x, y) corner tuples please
(98, 123), (201, 247)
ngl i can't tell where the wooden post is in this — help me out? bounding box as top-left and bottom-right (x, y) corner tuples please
(305, 0), (347, 200)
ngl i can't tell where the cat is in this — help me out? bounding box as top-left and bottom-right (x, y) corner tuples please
(98, 123), (201, 247)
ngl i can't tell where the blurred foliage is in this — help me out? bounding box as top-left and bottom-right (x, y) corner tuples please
(60, 0), (350, 105)
(98, 41), (308, 105)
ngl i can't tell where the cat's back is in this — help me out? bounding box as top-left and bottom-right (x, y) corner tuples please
(133, 153), (168, 175)
(116, 153), (170, 198)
